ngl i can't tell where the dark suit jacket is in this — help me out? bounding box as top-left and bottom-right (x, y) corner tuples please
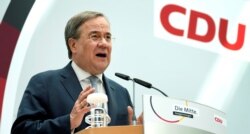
(11, 62), (133, 134)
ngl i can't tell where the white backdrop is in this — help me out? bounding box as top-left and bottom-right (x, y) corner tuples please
(1, 0), (250, 134)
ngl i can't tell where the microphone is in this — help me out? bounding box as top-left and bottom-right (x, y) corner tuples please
(115, 72), (132, 81)
(133, 78), (152, 88)
(115, 72), (137, 125)
(133, 78), (168, 97)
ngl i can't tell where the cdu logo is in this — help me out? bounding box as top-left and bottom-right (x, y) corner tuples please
(154, 0), (250, 61)
(214, 114), (227, 127)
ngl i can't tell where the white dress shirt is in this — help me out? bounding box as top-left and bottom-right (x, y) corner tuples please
(71, 61), (108, 112)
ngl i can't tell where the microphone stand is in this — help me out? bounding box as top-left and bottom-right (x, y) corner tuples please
(132, 79), (137, 125)
(114, 73), (137, 125)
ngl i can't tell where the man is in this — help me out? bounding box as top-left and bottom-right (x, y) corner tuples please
(11, 11), (141, 134)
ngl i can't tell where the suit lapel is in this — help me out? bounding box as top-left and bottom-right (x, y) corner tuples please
(103, 75), (118, 125)
(60, 62), (82, 101)
(60, 62), (90, 131)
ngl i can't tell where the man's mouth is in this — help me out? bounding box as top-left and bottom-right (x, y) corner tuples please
(96, 53), (107, 58)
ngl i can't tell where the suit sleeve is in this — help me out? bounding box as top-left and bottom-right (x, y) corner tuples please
(11, 74), (72, 134)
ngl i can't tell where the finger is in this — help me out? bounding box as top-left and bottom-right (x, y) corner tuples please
(78, 101), (91, 114)
(78, 86), (95, 102)
(78, 101), (84, 109)
(82, 105), (91, 114)
(70, 102), (91, 129)
(75, 99), (89, 113)
(137, 112), (143, 125)
(127, 106), (134, 125)
(80, 99), (88, 108)
(83, 85), (92, 92)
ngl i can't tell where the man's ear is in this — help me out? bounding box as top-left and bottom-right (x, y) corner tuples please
(68, 38), (77, 53)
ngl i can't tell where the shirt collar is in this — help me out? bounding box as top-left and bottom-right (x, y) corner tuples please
(71, 61), (103, 82)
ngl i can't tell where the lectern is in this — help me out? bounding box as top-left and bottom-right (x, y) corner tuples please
(76, 125), (143, 134)
(76, 95), (226, 134)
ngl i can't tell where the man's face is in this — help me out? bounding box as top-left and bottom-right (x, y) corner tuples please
(69, 17), (112, 75)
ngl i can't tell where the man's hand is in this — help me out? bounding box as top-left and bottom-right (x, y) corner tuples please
(70, 85), (95, 130)
(127, 106), (143, 125)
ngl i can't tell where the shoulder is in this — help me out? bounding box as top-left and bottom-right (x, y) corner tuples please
(30, 62), (73, 81)
(30, 69), (62, 82)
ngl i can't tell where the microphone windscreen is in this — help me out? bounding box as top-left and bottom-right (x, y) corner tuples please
(115, 73), (131, 81)
(133, 78), (152, 88)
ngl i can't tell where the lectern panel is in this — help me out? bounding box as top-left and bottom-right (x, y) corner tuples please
(143, 95), (226, 134)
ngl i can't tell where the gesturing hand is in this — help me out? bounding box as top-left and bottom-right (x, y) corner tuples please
(127, 106), (143, 125)
(70, 85), (95, 130)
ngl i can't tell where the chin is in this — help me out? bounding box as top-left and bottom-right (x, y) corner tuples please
(94, 66), (108, 74)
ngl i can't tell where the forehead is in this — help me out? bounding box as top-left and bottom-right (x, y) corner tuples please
(82, 17), (110, 33)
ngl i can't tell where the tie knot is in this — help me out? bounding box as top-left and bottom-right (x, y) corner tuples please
(88, 75), (99, 89)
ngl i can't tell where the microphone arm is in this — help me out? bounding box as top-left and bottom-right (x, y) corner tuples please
(133, 78), (168, 97)
(115, 72), (137, 125)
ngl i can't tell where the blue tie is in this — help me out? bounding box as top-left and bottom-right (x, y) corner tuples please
(88, 75), (99, 92)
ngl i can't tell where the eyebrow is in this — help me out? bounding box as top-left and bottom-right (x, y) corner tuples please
(89, 31), (112, 36)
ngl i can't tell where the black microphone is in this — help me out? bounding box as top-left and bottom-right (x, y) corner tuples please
(115, 72), (137, 125)
(115, 72), (132, 81)
(133, 78), (168, 97)
(133, 78), (152, 88)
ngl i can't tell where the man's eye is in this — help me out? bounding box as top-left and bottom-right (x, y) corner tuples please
(106, 35), (111, 39)
(105, 35), (111, 40)
(90, 34), (99, 40)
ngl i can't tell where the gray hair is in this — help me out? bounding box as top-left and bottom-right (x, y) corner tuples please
(64, 11), (109, 59)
